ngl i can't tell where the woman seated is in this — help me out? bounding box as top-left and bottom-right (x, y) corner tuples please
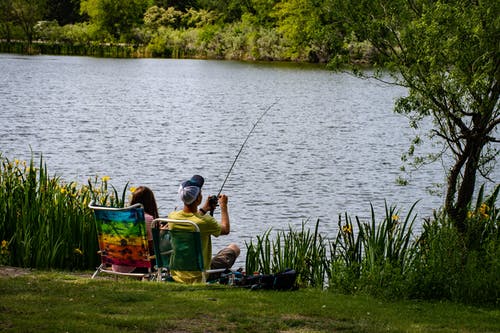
(112, 186), (159, 273)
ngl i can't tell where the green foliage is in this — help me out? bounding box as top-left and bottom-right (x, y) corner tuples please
(80, 0), (152, 41)
(408, 185), (499, 304)
(144, 5), (183, 30)
(59, 22), (100, 43)
(0, 153), (129, 270)
(246, 192), (498, 304)
(8, 0), (47, 44)
(246, 219), (328, 288)
(329, 0), (499, 228)
(327, 202), (418, 298)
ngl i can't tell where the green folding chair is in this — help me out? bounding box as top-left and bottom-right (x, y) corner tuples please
(89, 202), (155, 280)
(151, 218), (226, 283)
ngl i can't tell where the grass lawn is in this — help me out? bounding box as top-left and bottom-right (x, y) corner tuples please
(0, 267), (499, 332)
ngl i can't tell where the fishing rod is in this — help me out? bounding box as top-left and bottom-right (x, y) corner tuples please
(208, 98), (280, 215)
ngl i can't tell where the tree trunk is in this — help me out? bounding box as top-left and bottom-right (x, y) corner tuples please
(445, 136), (485, 233)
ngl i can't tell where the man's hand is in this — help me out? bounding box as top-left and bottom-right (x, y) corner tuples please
(218, 194), (228, 210)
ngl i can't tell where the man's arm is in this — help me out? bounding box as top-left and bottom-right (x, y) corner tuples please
(219, 194), (230, 235)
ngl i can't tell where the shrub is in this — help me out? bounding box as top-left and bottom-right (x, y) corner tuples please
(408, 185), (500, 304)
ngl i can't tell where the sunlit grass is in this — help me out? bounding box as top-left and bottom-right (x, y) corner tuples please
(1, 270), (499, 333)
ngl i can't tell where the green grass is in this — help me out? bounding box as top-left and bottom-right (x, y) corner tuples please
(1, 269), (499, 333)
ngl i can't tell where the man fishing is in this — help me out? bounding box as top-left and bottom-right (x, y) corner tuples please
(168, 175), (240, 283)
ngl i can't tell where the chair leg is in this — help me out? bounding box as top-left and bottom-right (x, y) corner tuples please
(91, 264), (103, 279)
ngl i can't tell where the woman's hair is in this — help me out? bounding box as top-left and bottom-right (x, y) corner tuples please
(130, 186), (159, 219)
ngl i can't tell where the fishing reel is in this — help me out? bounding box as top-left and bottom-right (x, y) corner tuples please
(208, 195), (218, 209)
(208, 195), (218, 216)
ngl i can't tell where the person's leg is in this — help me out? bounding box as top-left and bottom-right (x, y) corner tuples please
(208, 243), (240, 281)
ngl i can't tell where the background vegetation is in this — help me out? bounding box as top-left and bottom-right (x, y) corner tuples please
(0, 0), (369, 62)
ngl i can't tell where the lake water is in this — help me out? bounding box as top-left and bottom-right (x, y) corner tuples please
(1, 54), (496, 265)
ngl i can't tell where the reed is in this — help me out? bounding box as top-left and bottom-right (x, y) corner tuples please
(0, 153), (127, 270)
(327, 213), (364, 292)
(245, 219), (329, 288)
(361, 201), (418, 274)
(246, 202), (420, 291)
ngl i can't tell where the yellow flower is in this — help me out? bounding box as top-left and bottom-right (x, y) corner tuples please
(73, 248), (83, 255)
(392, 215), (399, 222)
(60, 188), (66, 194)
(129, 187), (137, 193)
(1, 240), (7, 248)
(467, 211), (474, 219)
(101, 176), (110, 182)
(342, 225), (352, 234)
(479, 203), (488, 214)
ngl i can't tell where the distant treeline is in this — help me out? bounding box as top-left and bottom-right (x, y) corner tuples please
(0, 0), (374, 63)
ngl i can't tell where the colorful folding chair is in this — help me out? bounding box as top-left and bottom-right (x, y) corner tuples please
(89, 202), (155, 279)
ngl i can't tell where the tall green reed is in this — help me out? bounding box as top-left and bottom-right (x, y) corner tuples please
(0, 153), (128, 270)
(327, 213), (364, 292)
(246, 202), (419, 292)
(327, 202), (418, 295)
(361, 201), (417, 274)
(246, 219), (329, 288)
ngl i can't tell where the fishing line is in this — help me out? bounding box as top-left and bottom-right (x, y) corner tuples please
(216, 98), (280, 197)
(207, 99), (280, 214)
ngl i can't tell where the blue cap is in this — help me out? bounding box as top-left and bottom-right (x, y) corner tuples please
(178, 175), (204, 205)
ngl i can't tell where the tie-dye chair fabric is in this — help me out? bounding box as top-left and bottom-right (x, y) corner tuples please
(89, 202), (154, 279)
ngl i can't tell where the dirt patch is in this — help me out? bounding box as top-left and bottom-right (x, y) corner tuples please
(0, 266), (32, 278)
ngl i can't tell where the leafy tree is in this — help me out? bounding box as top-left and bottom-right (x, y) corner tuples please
(329, 0), (499, 232)
(144, 5), (182, 29)
(245, 0), (278, 26)
(0, 0), (15, 41)
(10, 0), (47, 47)
(198, 0), (246, 22)
(80, 0), (153, 41)
(274, 0), (341, 62)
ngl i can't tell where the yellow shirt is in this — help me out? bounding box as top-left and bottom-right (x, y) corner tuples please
(167, 210), (221, 283)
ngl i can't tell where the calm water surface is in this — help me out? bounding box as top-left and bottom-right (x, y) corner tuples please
(2, 54), (495, 264)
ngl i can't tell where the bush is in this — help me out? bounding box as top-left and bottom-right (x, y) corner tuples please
(408, 186), (500, 304)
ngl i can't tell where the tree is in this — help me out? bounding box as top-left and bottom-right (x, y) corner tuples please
(10, 0), (47, 48)
(0, 0), (15, 42)
(80, 0), (152, 41)
(273, 0), (342, 62)
(329, 0), (499, 232)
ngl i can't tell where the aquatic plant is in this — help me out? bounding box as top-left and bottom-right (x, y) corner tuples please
(0, 153), (127, 270)
(246, 219), (329, 288)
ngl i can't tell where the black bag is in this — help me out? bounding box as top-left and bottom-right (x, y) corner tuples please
(240, 269), (298, 291)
